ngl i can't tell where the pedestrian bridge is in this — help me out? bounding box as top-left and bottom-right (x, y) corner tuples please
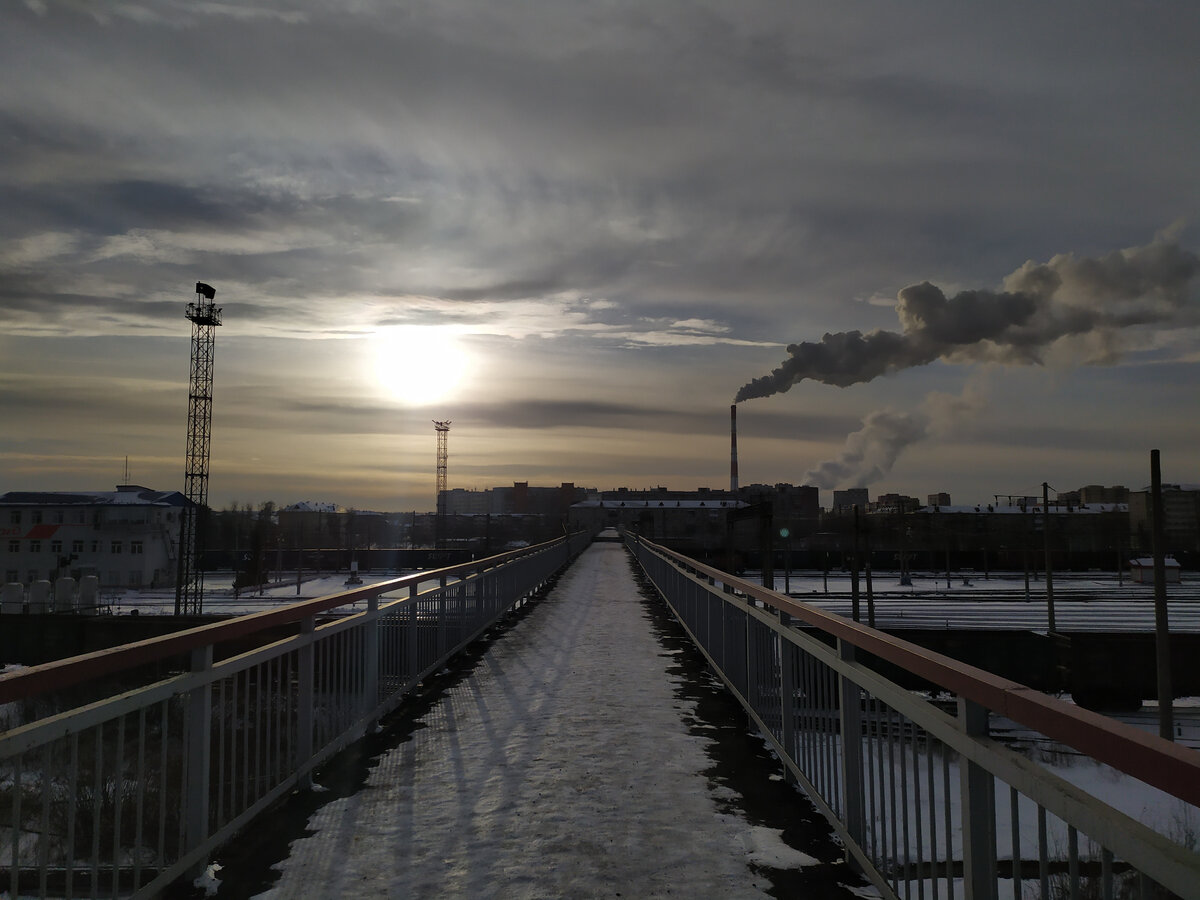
(1, 533), (1197, 899)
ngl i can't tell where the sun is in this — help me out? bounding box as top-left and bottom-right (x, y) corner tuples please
(370, 326), (471, 407)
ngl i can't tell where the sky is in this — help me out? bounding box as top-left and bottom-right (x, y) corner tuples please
(2, 1), (1199, 513)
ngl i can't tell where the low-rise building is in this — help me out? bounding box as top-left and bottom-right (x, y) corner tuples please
(0, 485), (186, 588)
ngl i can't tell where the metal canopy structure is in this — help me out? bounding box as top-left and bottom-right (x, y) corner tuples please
(176, 282), (222, 615)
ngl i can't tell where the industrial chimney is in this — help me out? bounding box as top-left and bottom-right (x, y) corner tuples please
(730, 404), (739, 493)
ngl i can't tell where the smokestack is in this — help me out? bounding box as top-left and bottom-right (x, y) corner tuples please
(730, 404), (739, 493)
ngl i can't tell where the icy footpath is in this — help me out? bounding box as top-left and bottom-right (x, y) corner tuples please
(253, 542), (823, 898)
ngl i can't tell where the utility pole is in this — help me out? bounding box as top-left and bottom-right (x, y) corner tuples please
(851, 505), (861, 622)
(1150, 449), (1174, 740)
(1042, 482), (1056, 634)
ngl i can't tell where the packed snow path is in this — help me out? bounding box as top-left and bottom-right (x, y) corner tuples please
(242, 541), (864, 899)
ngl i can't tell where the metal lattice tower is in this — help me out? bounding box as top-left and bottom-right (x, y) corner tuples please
(434, 421), (450, 547)
(175, 282), (222, 615)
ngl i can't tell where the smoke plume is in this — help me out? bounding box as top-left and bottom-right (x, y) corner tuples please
(803, 382), (989, 489)
(735, 236), (1200, 402)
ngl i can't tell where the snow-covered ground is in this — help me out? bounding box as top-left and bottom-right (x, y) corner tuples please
(108, 571), (447, 617)
(226, 542), (873, 899)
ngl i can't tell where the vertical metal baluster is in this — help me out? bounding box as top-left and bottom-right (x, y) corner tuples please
(1010, 787), (1021, 900)
(888, 708), (899, 896)
(899, 709), (911, 899)
(1101, 848), (1113, 900)
(942, 751), (954, 900)
(820, 659), (832, 806)
(112, 714), (125, 900)
(876, 696), (889, 877)
(865, 696), (878, 865)
(912, 724), (924, 900)
(926, 741), (938, 900)
(242, 664), (251, 811)
(1038, 806), (1049, 900)
(11, 750), (20, 894)
(91, 723), (102, 899)
(67, 732), (79, 900)
(157, 702), (167, 879)
(1068, 826), (1079, 900)
(39, 743), (51, 899)
(216, 678), (226, 828)
(285, 652), (294, 773)
(270, 656), (280, 787)
(134, 707), (146, 893)
(799, 651), (811, 784)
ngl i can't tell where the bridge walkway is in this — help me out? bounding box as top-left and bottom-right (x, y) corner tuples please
(213, 541), (867, 898)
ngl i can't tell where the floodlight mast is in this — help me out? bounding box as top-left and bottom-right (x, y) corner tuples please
(434, 421), (450, 548)
(176, 282), (222, 616)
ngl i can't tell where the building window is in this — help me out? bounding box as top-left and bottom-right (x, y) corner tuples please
(30, 540), (41, 553)
(31, 511), (42, 525)
(8, 511), (19, 525)
(130, 541), (144, 555)
(51, 540), (63, 554)
(7, 540), (18, 553)
(111, 541), (122, 554)
(28, 570), (38, 584)
(129, 571), (142, 587)
(72, 540), (84, 553)
(53, 511), (64, 524)
(91, 541), (100, 553)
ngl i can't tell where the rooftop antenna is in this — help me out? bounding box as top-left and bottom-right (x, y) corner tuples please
(176, 282), (222, 615)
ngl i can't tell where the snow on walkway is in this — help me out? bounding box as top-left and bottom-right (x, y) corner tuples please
(251, 542), (833, 898)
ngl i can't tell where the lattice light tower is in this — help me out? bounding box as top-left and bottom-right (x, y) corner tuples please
(175, 282), (222, 615)
(434, 421), (450, 548)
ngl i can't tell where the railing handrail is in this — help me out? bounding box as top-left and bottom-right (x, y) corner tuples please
(0, 536), (575, 706)
(633, 533), (1200, 809)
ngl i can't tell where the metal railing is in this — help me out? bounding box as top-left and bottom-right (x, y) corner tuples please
(627, 532), (1200, 900)
(0, 532), (589, 898)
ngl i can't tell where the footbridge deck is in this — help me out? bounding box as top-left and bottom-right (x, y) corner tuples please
(1, 533), (1198, 899)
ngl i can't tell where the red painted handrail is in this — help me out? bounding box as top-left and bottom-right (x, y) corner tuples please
(0, 538), (564, 706)
(638, 535), (1200, 809)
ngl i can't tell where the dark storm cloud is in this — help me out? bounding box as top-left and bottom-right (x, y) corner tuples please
(736, 239), (1200, 402)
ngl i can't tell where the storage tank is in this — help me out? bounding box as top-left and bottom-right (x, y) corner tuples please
(0, 583), (23, 614)
(79, 575), (99, 610)
(28, 580), (51, 614)
(53, 577), (76, 612)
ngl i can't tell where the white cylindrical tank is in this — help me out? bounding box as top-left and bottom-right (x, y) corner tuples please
(0, 583), (23, 614)
(53, 577), (76, 612)
(28, 580), (52, 614)
(79, 575), (99, 610)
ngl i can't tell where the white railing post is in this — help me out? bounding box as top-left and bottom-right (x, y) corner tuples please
(184, 644), (213, 870)
(364, 596), (379, 721)
(407, 584), (419, 681)
(837, 639), (865, 855)
(779, 615), (796, 784)
(297, 616), (314, 789)
(959, 698), (997, 900)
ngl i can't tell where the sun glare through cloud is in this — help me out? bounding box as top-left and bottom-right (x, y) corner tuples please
(370, 325), (472, 407)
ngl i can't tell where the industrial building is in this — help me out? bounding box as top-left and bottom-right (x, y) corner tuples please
(0, 485), (186, 589)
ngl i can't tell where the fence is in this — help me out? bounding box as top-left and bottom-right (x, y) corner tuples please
(627, 532), (1200, 900)
(0, 532), (589, 898)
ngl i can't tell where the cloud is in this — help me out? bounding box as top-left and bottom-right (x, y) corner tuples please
(735, 237), (1200, 402)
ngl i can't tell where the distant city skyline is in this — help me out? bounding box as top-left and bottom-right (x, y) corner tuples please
(2, 3), (1199, 511)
